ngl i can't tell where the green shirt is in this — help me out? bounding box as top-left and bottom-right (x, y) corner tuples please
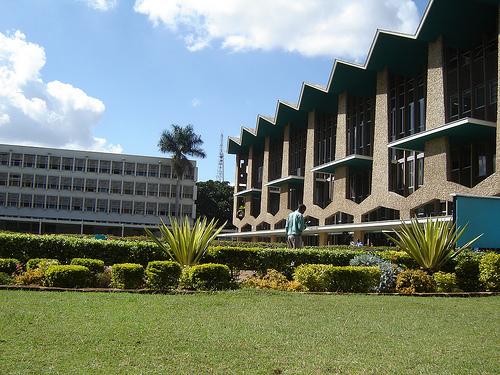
(285, 210), (306, 236)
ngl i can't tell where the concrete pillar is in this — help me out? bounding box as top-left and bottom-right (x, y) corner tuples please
(251, 236), (258, 243)
(352, 230), (364, 244)
(424, 137), (450, 185)
(333, 92), (348, 201)
(303, 111), (316, 208)
(279, 125), (291, 212)
(335, 93), (347, 160)
(426, 37), (446, 129)
(318, 232), (328, 246)
(270, 235), (277, 243)
(371, 69), (389, 195)
(247, 145), (254, 188)
(233, 154), (241, 227)
(260, 136), (270, 215)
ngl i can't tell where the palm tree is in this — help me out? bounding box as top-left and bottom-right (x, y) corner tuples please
(158, 124), (206, 217)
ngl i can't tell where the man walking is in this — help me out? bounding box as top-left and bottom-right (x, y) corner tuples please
(285, 204), (307, 249)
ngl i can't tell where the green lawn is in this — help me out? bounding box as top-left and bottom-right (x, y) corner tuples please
(0, 290), (499, 374)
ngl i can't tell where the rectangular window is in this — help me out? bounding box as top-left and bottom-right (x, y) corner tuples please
(0, 192), (5, 206)
(23, 154), (35, 168)
(99, 160), (111, 174)
(124, 162), (135, 176)
(7, 193), (19, 207)
(11, 153), (23, 166)
(160, 164), (171, 178)
(59, 196), (71, 210)
(74, 158), (85, 171)
(123, 181), (134, 195)
(46, 196), (58, 209)
(111, 181), (122, 194)
(0, 173), (7, 186)
(147, 183), (158, 197)
(159, 184), (169, 197)
(158, 203), (169, 216)
(134, 201), (145, 215)
(85, 179), (97, 192)
(60, 177), (72, 190)
(146, 202), (157, 215)
(48, 176), (59, 190)
(22, 174), (34, 188)
(71, 197), (83, 211)
(9, 173), (21, 187)
(84, 198), (96, 212)
(121, 201), (132, 214)
(34, 175), (46, 189)
(73, 178), (84, 191)
(33, 194), (45, 209)
(98, 179), (110, 193)
(0, 153), (9, 166)
(148, 164), (159, 177)
(112, 161), (123, 175)
(97, 199), (108, 213)
(62, 157), (73, 171)
(182, 185), (194, 199)
(110, 200), (121, 213)
(347, 95), (374, 156)
(87, 159), (98, 173)
(136, 163), (147, 177)
(36, 155), (48, 169)
(49, 156), (61, 170)
(20, 194), (32, 208)
(135, 182), (146, 196)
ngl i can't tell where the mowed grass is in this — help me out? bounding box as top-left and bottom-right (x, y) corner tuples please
(0, 290), (499, 375)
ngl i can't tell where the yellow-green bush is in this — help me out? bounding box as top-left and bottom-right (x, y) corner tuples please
(396, 269), (435, 294)
(479, 253), (500, 292)
(44, 265), (91, 288)
(111, 263), (144, 289)
(433, 272), (460, 292)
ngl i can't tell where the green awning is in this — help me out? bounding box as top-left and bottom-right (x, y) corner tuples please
(311, 154), (373, 174)
(233, 188), (262, 197)
(387, 118), (496, 152)
(266, 175), (304, 187)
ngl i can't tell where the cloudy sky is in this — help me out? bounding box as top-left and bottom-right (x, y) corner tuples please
(0, 0), (428, 181)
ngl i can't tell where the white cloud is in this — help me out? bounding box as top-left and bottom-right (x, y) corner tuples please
(133, 0), (421, 60)
(0, 30), (122, 153)
(191, 98), (201, 108)
(83, 0), (117, 11)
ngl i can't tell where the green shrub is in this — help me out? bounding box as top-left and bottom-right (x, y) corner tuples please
(44, 265), (91, 288)
(95, 267), (112, 288)
(70, 258), (105, 274)
(396, 269), (436, 294)
(242, 269), (304, 291)
(377, 251), (418, 269)
(479, 253), (500, 292)
(293, 265), (381, 292)
(26, 258), (60, 271)
(433, 272), (460, 292)
(14, 269), (45, 285)
(454, 251), (482, 292)
(184, 263), (232, 290)
(0, 258), (20, 275)
(145, 261), (182, 291)
(0, 272), (13, 285)
(0, 232), (164, 265)
(111, 263), (144, 289)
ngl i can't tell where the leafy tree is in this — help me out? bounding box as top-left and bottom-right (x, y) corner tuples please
(196, 180), (234, 228)
(158, 124), (206, 217)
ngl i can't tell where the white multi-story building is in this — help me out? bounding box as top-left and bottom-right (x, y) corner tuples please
(0, 144), (197, 236)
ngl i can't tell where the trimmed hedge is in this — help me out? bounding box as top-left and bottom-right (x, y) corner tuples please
(454, 251), (482, 292)
(293, 265), (381, 292)
(433, 272), (459, 292)
(396, 269), (436, 294)
(184, 263), (232, 290)
(111, 263), (144, 289)
(70, 258), (105, 274)
(0, 232), (165, 265)
(479, 253), (500, 292)
(26, 258), (60, 271)
(145, 261), (182, 291)
(0, 258), (20, 275)
(44, 265), (91, 288)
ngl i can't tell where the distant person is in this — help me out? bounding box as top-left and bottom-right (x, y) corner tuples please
(285, 204), (307, 249)
(356, 239), (363, 247)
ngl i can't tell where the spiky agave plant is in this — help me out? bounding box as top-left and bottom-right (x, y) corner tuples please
(385, 217), (482, 272)
(145, 216), (226, 267)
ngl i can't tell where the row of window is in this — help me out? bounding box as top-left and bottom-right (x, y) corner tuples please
(0, 173), (194, 199)
(0, 193), (193, 216)
(0, 153), (195, 180)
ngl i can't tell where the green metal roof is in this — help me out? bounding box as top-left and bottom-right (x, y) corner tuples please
(266, 175), (305, 187)
(311, 154), (373, 174)
(234, 188), (262, 197)
(228, 0), (500, 155)
(387, 118), (497, 152)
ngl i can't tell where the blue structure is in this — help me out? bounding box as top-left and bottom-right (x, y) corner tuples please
(454, 195), (500, 249)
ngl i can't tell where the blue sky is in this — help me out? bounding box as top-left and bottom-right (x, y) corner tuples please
(0, 0), (429, 182)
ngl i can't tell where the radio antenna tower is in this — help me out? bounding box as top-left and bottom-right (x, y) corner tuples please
(216, 133), (225, 182)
